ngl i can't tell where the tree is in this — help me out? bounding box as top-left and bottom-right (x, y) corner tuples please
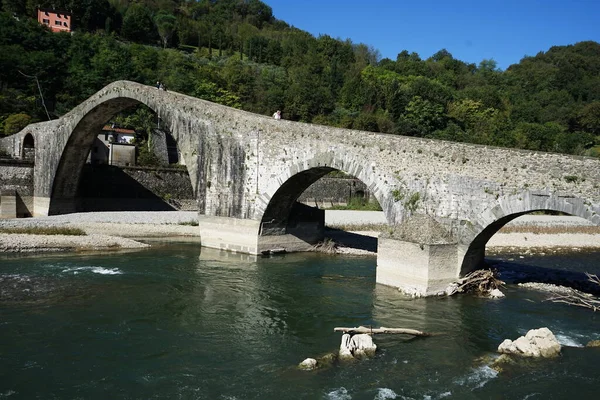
(3, 113), (31, 135)
(121, 3), (155, 43)
(578, 101), (600, 135)
(154, 11), (177, 49)
(397, 95), (445, 137)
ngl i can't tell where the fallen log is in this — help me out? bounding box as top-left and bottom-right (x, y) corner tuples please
(334, 326), (431, 337)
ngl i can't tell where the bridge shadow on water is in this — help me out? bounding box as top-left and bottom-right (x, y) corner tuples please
(487, 255), (600, 295)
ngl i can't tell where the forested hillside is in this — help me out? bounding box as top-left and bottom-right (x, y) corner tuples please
(1, 0), (599, 157)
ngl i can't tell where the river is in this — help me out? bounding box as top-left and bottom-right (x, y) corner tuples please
(1, 243), (599, 399)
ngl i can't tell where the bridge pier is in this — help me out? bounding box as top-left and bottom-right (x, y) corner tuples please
(377, 237), (461, 296)
(198, 213), (324, 255)
(198, 216), (263, 254)
(33, 197), (78, 217)
(0, 190), (17, 219)
(376, 215), (465, 296)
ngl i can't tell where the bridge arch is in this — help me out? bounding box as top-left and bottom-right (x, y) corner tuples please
(47, 91), (194, 215)
(253, 152), (399, 253)
(22, 133), (35, 162)
(256, 152), (396, 228)
(460, 191), (600, 275)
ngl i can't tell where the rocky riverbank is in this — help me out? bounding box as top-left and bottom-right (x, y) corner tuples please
(0, 211), (200, 253)
(325, 214), (600, 256)
(0, 211), (598, 255)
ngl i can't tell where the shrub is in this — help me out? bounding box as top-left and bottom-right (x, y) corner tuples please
(3, 113), (31, 135)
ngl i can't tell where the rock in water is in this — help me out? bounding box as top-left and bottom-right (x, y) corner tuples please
(498, 327), (561, 358)
(298, 358), (317, 370)
(586, 340), (600, 348)
(489, 288), (505, 298)
(339, 333), (377, 360)
(339, 333), (355, 361)
(350, 334), (377, 359)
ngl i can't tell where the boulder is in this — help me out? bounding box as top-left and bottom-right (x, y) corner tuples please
(339, 333), (377, 361)
(298, 358), (317, 370)
(586, 340), (600, 348)
(497, 327), (561, 358)
(488, 288), (505, 298)
(339, 333), (355, 361)
(350, 333), (377, 359)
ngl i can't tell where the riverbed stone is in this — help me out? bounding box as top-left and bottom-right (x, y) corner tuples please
(339, 333), (377, 361)
(298, 358), (317, 370)
(498, 327), (561, 358)
(316, 352), (337, 368)
(351, 334), (377, 359)
(339, 333), (355, 361)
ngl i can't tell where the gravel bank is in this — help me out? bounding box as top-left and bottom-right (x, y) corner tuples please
(0, 233), (150, 253)
(0, 212), (198, 253)
(0, 211), (598, 254)
(324, 213), (600, 255)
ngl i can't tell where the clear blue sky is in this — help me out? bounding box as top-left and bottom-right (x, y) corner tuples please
(262, 0), (600, 70)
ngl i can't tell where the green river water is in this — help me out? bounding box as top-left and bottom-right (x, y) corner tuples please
(1, 243), (599, 399)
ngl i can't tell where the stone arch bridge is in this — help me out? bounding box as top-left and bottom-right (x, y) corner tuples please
(2, 81), (599, 295)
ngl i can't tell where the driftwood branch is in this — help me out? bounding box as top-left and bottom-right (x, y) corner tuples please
(547, 273), (600, 311)
(334, 326), (431, 337)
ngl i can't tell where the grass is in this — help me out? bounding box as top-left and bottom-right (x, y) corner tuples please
(326, 223), (387, 232)
(327, 197), (383, 211)
(0, 227), (87, 235)
(177, 220), (199, 226)
(498, 225), (600, 234)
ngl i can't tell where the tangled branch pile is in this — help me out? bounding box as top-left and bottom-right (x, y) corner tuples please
(310, 238), (338, 254)
(447, 269), (505, 296)
(547, 273), (600, 311)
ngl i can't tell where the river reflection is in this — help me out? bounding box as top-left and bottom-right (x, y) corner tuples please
(0, 245), (599, 399)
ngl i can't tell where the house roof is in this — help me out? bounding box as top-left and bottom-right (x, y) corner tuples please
(102, 125), (135, 135)
(38, 8), (72, 17)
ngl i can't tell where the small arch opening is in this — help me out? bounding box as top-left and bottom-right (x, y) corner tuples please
(22, 133), (35, 162)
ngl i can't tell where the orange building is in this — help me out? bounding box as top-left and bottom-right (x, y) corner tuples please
(37, 8), (72, 33)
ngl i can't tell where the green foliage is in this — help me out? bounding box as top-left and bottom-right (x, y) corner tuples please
(154, 11), (176, 48)
(194, 80), (241, 108)
(564, 175), (580, 183)
(327, 197), (382, 211)
(404, 192), (421, 212)
(177, 220), (199, 226)
(392, 188), (405, 202)
(0, 226), (86, 235)
(121, 3), (155, 43)
(3, 113), (31, 135)
(137, 142), (162, 167)
(0, 5), (599, 160)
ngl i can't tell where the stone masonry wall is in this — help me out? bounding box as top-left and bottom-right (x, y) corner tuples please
(298, 177), (371, 207)
(79, 164), (196, 211)
(2, 81), (599, 240)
